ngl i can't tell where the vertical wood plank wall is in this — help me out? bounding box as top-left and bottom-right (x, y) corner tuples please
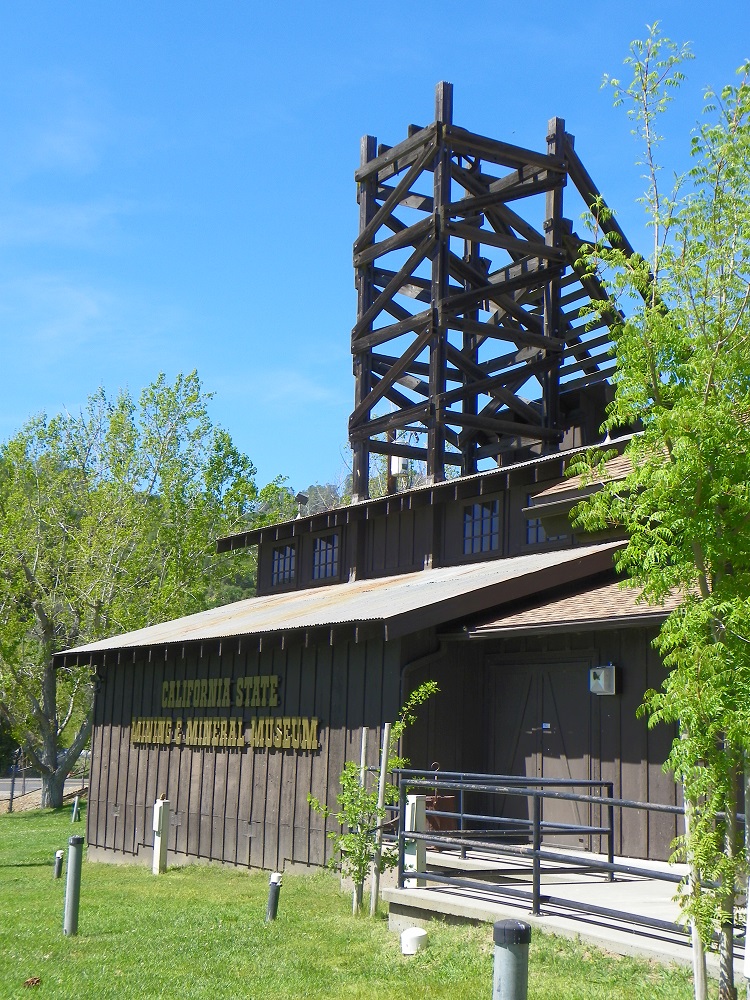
(407, 627), (680, 861)
(89, 623), (679, 867)
(88, 636), (402, 870)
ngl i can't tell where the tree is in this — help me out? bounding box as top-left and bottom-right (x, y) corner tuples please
(308, 681), (438, 914)
(0, 371), (295, 808)
(571, 27), (750, 1000)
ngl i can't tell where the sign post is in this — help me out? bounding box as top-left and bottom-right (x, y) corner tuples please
(152, 798), (170, 875)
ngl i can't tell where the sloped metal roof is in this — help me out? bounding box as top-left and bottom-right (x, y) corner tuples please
(60, 541), (622, 658)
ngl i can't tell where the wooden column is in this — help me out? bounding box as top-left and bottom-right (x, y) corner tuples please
(460, 211), (481, 477)
(352, 134), (378, 501)
(427, 81), (453, 485)
(542, 117), (566, 439)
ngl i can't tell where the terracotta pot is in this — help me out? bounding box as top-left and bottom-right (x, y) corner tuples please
(425, 794), (458, 831)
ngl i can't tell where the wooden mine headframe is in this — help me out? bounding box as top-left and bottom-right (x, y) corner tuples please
(349, 81), (636, 501)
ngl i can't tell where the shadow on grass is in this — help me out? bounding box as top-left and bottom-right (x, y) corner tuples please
(0, 860), (56, 869)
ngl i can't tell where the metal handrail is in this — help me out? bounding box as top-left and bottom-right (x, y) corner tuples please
(395, 768), (687, 928)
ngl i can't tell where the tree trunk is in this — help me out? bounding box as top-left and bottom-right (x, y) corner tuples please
(745, 761), (750, 1000)
(352, 880), (364, 915)
(718, 757), (739, 1000)
(684, 791), (708, 1000)
(41, 770), (66, 809)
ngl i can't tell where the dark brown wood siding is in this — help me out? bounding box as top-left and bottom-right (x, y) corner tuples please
(364, 508), (430, 576)
(88, 622), (679, 868)
(405, 627), (680, 861)
(87, 635), (402, 870)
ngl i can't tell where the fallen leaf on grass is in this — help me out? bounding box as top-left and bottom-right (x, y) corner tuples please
(23, 978), (41, 988)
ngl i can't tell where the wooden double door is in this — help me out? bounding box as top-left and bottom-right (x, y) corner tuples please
(485, 657), (598, 850)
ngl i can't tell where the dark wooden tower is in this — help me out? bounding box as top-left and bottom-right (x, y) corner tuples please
(349, 82), (635, 500)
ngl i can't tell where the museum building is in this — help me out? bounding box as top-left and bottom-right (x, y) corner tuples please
(58, 84), (681, 871)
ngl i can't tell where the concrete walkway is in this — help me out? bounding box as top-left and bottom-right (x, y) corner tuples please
(382, 847), (746, 982)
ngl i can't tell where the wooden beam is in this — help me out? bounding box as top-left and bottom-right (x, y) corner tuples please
(352, 236), (435, 337)
(446, 124), (566, 173)
(372, 359), (430, 396)
(444, 342), (544, 424)
(559, 360), (617, 392)
(372, 267), (432, 301)
(353, 216), (434, 267)
(349, 401), (431, 440)
(444, 219), (566, 261)
(427, 81), (452, 485)
(354, 122), (437, 182)
(367, 438), (463, 465)
(440, 356), (557, 407)
(448, 411), (561, 440)
(370, 349), (434, 377)
(449, 162), (546, 246)
(350, 327), (433, 424)
(542, 116), (566, 434)
(561, 330), (613, 358)
(377, 185), (434, 213)
(563, 136), (637, 258)
(352, 309), (430, 352)
(354, 141), (437, 251)
(352, 133), (379, 502)
(446, 171), (557, 218)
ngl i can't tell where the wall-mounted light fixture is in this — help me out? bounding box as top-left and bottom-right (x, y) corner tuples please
(589, 664), (618, 696)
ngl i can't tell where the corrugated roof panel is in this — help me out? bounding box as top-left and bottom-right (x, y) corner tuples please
(61, 541), (622, 656)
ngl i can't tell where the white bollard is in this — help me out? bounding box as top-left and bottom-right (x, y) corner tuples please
(404, 794), (426, 888)
(152, 798), (170, 875)
(401, 926), (428, 954)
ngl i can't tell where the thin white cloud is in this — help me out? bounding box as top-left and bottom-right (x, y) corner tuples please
(0, 198), (137, 249)
(214, 368), (344, 407)
(0, 274), (111, 358)
(0, 271), (191, 374)
(26, 109), (108, 175)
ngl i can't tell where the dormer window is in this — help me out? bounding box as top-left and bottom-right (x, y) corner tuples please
(525, 493), (567, 546)
(271, 543), (296, 586)
(312, 533), (339, 580)
(463, 500), (500, 555)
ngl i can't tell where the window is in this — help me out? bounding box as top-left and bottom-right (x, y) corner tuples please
(271, 544), (296, 586)
(463, 500), (500, 555)
(525, 494), (567, 546)
(312, 533), (339, 580)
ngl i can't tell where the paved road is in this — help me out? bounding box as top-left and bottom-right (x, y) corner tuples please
(0, 778), (87, 800)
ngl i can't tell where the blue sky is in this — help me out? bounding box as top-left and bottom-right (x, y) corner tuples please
(0, 2), (746, 492)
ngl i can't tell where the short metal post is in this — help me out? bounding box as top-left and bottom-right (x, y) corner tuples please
(152, 798), (170, 875)
(531, 795), (541, 916)
(266, 871), (282, 921)
(8, 749), (20, 813)
(606, 783), (615, 882)
(397, 778), (407, 889)
(71, 796), (80, 823)
(53, 850), (64, 879)
(63, 835), (84, 936)
(459, 779), (467, 860)
(493, 919), (531, 1000)
(404, 794), (426, 887)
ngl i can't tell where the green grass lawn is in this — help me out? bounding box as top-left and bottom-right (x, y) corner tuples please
(0, 807), (694, 999)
